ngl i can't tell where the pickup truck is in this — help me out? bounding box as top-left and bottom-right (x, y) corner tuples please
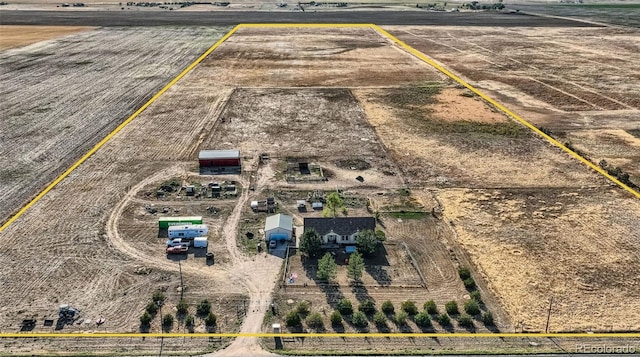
(166, 245), (188, 254)
(166, 238), (189, 247)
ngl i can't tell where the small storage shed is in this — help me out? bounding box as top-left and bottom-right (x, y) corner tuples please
(264, 214), (293, 242)
(199, 150), (241, 169)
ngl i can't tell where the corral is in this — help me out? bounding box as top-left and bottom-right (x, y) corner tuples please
(0, 19), (639, 357)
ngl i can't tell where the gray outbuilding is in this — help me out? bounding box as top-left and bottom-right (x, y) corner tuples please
(265, 214), (293, 242)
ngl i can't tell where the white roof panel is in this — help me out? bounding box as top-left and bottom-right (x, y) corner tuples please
(199, 150), (240, 160)
(265, 214), (293, 232)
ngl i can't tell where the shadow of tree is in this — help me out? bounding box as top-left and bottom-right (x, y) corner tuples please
(350, 282), (372, 303)
(364, 244), (392, 286)
(318, 283), (345, 309)
(331, 322), (345, 333)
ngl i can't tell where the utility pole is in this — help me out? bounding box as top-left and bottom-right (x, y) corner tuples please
(178, 260), (184, 300)
(157, 298), (164, 357)
(545, 296), (554, 333)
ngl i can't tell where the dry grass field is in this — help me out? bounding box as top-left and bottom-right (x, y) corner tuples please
(1, 23), (639, 355)
(386, 25), (640, 187)
(0, 26), (94, 50)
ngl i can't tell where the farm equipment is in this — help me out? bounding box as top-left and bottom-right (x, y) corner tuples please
(58, 304), (79, 320)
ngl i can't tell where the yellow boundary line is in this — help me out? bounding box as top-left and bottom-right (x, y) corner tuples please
(1, 23), (639, 339)
(371, 24), (640, 200)
(0, 332), (638, 338)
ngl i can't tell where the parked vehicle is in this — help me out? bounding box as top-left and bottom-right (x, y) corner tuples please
(193, 237), (208, 248)
(269, 240), (277, 249)
(168, 224), (208, 238)
(166, 245), (188, 254)
(166, 238), (185, 247)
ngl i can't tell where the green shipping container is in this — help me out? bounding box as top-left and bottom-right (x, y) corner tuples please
(158, 216), (203, 229)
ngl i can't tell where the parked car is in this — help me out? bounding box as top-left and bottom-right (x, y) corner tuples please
(166, 245), (188, 254)
(269, 240), (277, 249)
(166, 238), (186, 247)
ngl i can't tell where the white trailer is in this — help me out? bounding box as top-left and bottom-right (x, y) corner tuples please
(194, 237), (208, 248)
(168, 224), (208, 238)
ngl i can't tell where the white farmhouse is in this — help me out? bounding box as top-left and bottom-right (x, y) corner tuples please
(303, 217), (375, 246)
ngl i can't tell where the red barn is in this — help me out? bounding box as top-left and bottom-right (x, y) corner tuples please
(199, 150), (241, 170)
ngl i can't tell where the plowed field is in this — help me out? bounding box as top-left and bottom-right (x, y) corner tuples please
(1, 24), (639, 356)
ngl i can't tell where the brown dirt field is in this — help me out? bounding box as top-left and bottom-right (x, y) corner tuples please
(201, 26), (446, 87)
(438, 187), (640, 332)
(431, 88), (508, 124)
(0, 25), (95, 50)
(261, 336), (640, 355)
(354, 86), (604, 188)
(0, 26), (231, 226)
(385, 25), (640, 186)
(2, 24), (640, 356)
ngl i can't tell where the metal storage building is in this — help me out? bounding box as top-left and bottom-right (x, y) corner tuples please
(158, 216), (203, 229)
(199, 150), (241, 169)
(264, 214), (293, 242)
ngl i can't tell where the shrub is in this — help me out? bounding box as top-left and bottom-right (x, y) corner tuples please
(204, 312), (217, 327)
(437, 313), (451, 326)
(445, 301), (459, 315)
(358, 300), (376, 315)
(337, 298), (353, 316)
(381, 300), (395, 314)
(394, 311), (408, 326)
(482, 311), (495, 326)
(414, 311), (432, 328)
(457, 314), (474, 328)
(401, 300), (418, 315)
(145, 301), (158, 315)
(140, 311), (152, 325)
(470, 290), (482, 303)
(373, 311), (387, 326)
(458, 266), (471, 280)
(152, 290), (166, 305)
(196, 299), (211, 316)
(463, 277), (476, 290)
(162, 314), (174, 327)
(176, 300), (189, 314)
(285, 310), (301, 327)
(185, 314), (194, 328)
(306, 312), (324, 329)
(330, 311), (342, 326)
(375, 229), (386, 241)
(424, 300), (438, 315)
(351, 311), (368, 328)
(296, 301), (310, 316)
(464, 300), (481, 316)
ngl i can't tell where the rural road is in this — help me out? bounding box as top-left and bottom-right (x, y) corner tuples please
(0, 9), (601, 27)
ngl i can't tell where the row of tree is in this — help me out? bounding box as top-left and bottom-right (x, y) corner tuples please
(315, 251), (366, 283)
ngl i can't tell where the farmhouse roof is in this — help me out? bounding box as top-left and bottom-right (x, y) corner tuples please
(265, 214), (293, 232)
(199, 150), (240, 160)
(304, 217), (375, 237)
